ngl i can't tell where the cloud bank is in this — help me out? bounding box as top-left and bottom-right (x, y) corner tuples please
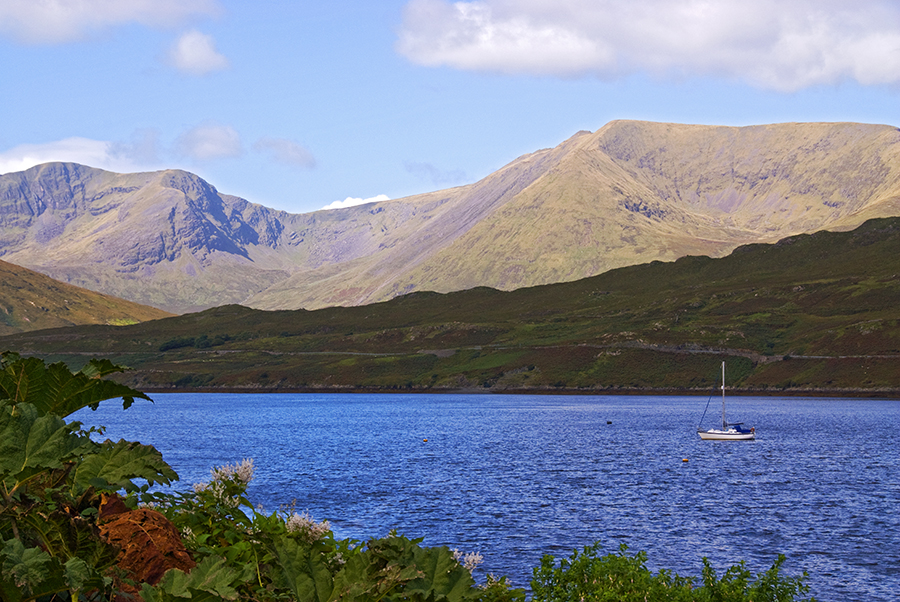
(175, 123), (243, 161)
(0, 125), (323, 177)
(404, 160), (467, 186)
(0, 0), (221, 44)
(167, 30), (230, 75)
(0, 137), (154, 175)
(396, 0), (900, 91)
(254, 137), (317, 169)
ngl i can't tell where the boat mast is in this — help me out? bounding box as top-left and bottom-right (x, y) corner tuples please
(721, 361), (727, 429)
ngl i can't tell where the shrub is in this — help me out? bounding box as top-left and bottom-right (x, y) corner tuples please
(531, 543), (815, 602)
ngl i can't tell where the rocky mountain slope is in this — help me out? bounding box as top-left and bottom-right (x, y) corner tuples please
(0, 259), (171, 335)
(1, 120), (899, 313)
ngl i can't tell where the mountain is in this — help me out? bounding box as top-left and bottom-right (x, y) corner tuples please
(3, 217), (898, 393)
(0, 258), (172, 335)
(1, 121), (899, 313)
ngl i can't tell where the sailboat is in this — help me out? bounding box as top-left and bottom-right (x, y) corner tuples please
(697, 361), (755, 440)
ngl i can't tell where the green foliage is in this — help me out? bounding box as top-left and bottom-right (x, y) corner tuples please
(0, 351), (151, 417)
(0, 353), (172, 601)
(73, 439), (178, 494)
(531, 543), (815, 602)
(141, 556), (242, 601)
(329, 533), (478, 601)
(271, 535), (335, 602)
(1, 537), (112, 602)
(159, 334), (233, 352)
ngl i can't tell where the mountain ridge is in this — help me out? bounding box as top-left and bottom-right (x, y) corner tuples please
(2, 120), (899, 313)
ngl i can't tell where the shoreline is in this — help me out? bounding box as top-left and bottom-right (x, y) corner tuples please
(137, 385), (900, 399)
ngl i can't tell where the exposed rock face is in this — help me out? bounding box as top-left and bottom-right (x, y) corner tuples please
(1, 121), (900, 313)
(0, 163), (296, 312)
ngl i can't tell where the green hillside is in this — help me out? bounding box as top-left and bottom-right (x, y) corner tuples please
(2, 218), (898, 395)
(0, 259), (173, 335)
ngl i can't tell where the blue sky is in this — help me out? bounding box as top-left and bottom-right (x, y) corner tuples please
(1, 0), (899, 214)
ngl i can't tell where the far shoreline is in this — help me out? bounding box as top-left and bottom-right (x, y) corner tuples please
(137, 385), (900, 399)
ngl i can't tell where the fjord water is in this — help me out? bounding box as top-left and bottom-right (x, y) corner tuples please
(76, 393), (898, 601)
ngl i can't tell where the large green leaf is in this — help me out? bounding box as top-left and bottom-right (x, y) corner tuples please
(0, 403), (92, 489)
(74, 439), (178, 493)
(0, 543), (111, 602)
(0, 538), (74, 602)
(271, 535), (335, 602)
(64, 556), (111, 597)
(0, 539), (51, 598)
(140, 555), (241, 601)
(329, 551), (390, 601)
(0, 352), (151, 418)
(403, 546), (476, 602)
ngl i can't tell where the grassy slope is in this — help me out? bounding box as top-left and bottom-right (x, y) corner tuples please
(0, 259), (173, 335)
(1, 218), (898, 394)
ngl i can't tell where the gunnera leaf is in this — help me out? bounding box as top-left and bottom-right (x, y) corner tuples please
(0, 403), (92, 489)
(141, 556), (240, 601)
(0, 538), (71, 601)
(404, 546), (476, 602)
(271, 535), (334, 602)
(1, 539), (51, 591)
(74, 439), (178, 493)
(0, 352), (151, 418)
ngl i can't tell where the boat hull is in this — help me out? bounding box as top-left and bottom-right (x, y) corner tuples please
(697, 429), (755, 440)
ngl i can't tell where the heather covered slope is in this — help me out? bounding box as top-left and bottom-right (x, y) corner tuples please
(2, 121), (899, 313)
(0, 259), (172, 335)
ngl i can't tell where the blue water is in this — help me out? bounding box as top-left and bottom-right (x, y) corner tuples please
(73, 393), (899, 601)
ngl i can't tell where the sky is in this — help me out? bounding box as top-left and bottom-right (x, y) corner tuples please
(1, 0), (899, 214)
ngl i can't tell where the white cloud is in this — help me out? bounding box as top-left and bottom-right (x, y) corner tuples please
(0, 136), (154, 175)
(175, 122), (242, 161)
(0, 124), (244, 177)
(0, 0), (221, 44)
(167, 29), (229, 75)
(396, 0), (900, 91)
(404, 160), (466, 186)
(254, 137), (316, 169)
(108, 128), (163, 165)
(321, 195), (390, 211)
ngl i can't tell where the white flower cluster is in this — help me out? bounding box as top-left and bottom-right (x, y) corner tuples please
(452, 549), (484, 573)
(181, 526), (196, 545)
(213, 458), (255, 484)
(285, 510), (331, 543)
(192, 458), (255, 505)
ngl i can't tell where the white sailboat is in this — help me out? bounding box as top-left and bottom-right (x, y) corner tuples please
(697, 361), (755, 440)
